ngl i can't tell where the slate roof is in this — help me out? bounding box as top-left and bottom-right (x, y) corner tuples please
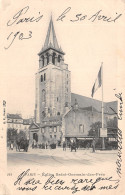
(42, 115), (62, 122)
(23, 119), (31, 125)
(71, 93), (117, 115)
(38, 17), (64, 55)
(29, 122), (40, 129)
(7, 113), (22, 119)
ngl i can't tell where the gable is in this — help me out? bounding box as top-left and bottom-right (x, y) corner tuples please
(29, 123), (39, 130)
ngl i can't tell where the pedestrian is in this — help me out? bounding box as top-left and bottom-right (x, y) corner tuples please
(63, 141), (66, 151)
(92, 138), (95, 153)
(10, 141), (14, 150)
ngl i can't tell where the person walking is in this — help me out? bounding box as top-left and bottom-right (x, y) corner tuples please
(63, 141), (66, 151)
(92, 138), (95, 153)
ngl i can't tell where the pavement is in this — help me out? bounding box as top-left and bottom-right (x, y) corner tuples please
(7, 147), (118, 170)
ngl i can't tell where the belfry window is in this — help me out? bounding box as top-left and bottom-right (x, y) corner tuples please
(46, 53), (49, 64)
(58, 55), (61, 63)
(52, 53), (56, 65)
(44, 73), (46, 81)
(41, 75), (43, 82)
(41, 56), (44, 67)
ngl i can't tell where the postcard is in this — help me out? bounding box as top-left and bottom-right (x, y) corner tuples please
(0, 0), (125, 194)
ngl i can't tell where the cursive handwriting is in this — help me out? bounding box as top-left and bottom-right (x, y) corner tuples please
(116, 128), (123, 178)
(14, 169), (120, 193)
(4, 31), (32, 49)
(115, 93), (123, 120)
(57, 7), (122, 23)
(5, 6), (43, 49)
(109, 93), (123, 120)
(7, 6), (43, 26)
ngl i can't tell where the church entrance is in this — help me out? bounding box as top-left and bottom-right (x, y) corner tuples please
(33, 133), (38, 142)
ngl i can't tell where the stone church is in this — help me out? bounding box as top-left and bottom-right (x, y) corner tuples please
(29, 17), (117, 147)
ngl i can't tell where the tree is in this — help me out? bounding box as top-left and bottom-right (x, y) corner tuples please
(17, 130), (27, 140)
(89, 121), (102, 137)
(7, 128), (17, 142)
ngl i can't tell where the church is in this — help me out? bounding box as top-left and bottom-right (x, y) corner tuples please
(29, 17), (117, 147)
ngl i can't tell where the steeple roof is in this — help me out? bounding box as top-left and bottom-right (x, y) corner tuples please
(39, 17), (64, 55)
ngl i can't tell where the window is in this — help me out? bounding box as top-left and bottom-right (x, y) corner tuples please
(79, 124), (84, 133)
(52, 53), (56, 65)
(42, 111), (46, 118)
(50, 135), (52, 138)
(44, 73), (46, 81)
(49, 127), (52, 133)
(41, 56), (44, 67)
(57, 112), (60, 116)
(58, 55), (61, 62)
(41, 75), (43, 82)
(42, 89), (46, 102)
(54, 127), (57, 133)
(41, 128), (45, 133)
(57, 97), (58, 102)
(54, 135), (56, 138)
(57, 126), (60, 132)
(46, 53), (49, 64)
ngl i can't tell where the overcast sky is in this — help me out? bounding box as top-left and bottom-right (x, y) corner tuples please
(0, 0), (125, 118)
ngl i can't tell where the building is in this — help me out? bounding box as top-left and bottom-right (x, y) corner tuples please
(7, 114), (23, 133)
(7, 114), (34, 140)
(29, 17), (118, 147)
(63, 96), (117, 146)
(34, 16), (71, 123)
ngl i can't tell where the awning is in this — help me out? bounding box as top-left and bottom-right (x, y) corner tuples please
(77, 138), (93, 140)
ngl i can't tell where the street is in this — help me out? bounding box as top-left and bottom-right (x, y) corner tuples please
(7, 147), (118, 171)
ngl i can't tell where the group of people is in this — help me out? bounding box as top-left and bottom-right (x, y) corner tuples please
(32, 140), (48, 149)
(62, 139), (96, 152)
(63, 140), (77, 152)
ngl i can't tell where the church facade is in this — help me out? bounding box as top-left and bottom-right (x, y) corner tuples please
(29, 17), (118, 147)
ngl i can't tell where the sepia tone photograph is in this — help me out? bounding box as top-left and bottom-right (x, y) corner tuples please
(0, 0), (125, 194)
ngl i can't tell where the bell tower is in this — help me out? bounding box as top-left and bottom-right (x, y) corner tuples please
(35, 17), (71, 123)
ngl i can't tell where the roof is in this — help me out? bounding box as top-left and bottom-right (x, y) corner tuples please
(42, 115), (62, 122)
(29, 122), (40, 130)
(23, 119), (31, 125)
(39, 17), (64, 55)
(71, 93), (117, 115)
(7, 113), (22, 119)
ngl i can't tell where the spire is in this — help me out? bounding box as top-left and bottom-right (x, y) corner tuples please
(43, 16), (60, 51)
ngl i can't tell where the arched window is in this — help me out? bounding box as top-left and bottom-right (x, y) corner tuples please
(41, 55), (44, 67)
(57, 112), (60, 116)
(33, 133), (38, 142)
(41, 75), (43, 82)
(42, 111), (46, 118)
(44, 73), (46, 81)
(52, 53), (56, 65)
(58, 55), (61, 63)
(46, 53), (49, 64)
(42, 89), (46, 102)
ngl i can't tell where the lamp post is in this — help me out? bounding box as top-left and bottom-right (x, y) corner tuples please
(92, 129), (95, 152)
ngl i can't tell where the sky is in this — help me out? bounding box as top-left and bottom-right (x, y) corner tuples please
(0, 0), (125, 118)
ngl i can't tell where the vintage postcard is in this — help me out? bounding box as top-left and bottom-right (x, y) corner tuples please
(0, 0), (125, 194)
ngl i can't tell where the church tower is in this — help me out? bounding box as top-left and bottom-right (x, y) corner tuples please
(35, 17), (71, 123)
